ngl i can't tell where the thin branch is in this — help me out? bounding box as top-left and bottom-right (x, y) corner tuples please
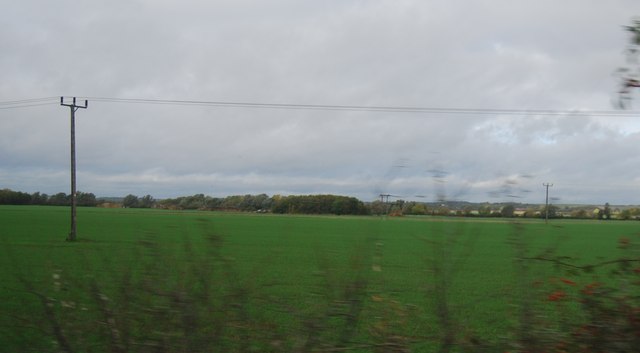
(522, 256), (640, 271)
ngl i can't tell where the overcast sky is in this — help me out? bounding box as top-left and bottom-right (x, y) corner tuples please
(2, 0), (640, 205)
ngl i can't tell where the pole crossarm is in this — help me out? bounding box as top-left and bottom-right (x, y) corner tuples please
(60, 97), (88, 110)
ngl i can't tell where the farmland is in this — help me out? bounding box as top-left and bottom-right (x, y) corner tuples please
(1, 205), (638, 352)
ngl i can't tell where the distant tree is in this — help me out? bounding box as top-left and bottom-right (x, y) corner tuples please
(254, 193), (272, 210)
(619, 209), (632, 220)
(478, 205), (492, 217)
(401, 202), (413, 214)
(387, 200), (405, 216)
(0, 189), (31, 205)
(541, 205), (558, 219)
(461, 205), (475, 217)
(138, 195), (156, 208)
(618, 208), (640, 220)
(408, 203), (427, 215)
(76, 192), (97, 207)
(157, 197), (180, 210)
(48, 192), (70, 206)
(122, 194), (139, 208)
(160, 193), (252, 210)
(603, 202), (612, 220)
(219, 195), (243, 210)
(435, 205), (451, 216)
(235, 194), (272, 211)
(501, 204), (515, 218)
(271, 194), (367, 215)
(30, 192), (48, 205)
(368, 200), (388, 215)
(331, 198), (348, 215)
(0, 189), (10, 204)
(571, 209), (588, 219)
(179, 194), (206, 210)
(206, 196), (223, 209)
(271, 197), (288, 214)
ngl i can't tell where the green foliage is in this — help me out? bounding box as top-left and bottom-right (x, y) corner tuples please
(541, 204), (559, 219)
(368, 200), (388, 215)
(76, 192), (97, 207)
(30, 191), (49, 205)
(406, 202), (428, 215)
(122, 194), (139, 208)
(0, 188), (31, 204)
(616, 208), (640, 220)
(0, 189), (96, 207)
(48, 192), (70, 206)
(139, 194), (155, 208)
(478, 205), (492, 217)
(570, 209), (589, 219)
(435, 205), (451, 216)
(157, 194), (206, 210)
(603, 202), (612, 220)
(504, 235), (640, 353)
(158, 193), (273, 211)
(271, 194), (369, 215)
(501, 204), (515, 218)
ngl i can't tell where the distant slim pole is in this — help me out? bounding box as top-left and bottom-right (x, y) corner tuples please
(543, 182), (553, 224)
(61, 97), (88, 241)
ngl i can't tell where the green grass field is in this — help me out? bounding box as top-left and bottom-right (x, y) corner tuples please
(1, 205), (638, 352)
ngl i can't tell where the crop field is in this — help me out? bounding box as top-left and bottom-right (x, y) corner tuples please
(1, 205), (639, 352)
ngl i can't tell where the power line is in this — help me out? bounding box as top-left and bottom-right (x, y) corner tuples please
(0, 97), (58, 105)
(2, 96), (640, 116)
(0, 102), (58, 110)
(0, 97), (59, 110)
(83, 96), (640, 116)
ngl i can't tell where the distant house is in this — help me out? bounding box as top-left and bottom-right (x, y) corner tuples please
(513, 209), (527, 217)
(612, 208), (621, 219)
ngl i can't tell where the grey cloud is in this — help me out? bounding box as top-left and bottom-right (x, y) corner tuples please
(2, 0), (640, 204)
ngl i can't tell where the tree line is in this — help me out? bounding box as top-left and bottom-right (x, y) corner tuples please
(0, 188), (97, 206)
(271, 194), (368, 215)
(2, 188), (637, 219)
(0, 189), (368, 216)
(152, 193), (368, 215)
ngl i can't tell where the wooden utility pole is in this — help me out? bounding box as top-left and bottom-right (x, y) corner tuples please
(543, 182), (553, 224)
(61, 97), (88, 241)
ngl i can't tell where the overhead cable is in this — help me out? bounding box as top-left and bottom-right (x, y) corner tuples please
(81, 96), (640, 116)
(1, 96), (639, 116)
